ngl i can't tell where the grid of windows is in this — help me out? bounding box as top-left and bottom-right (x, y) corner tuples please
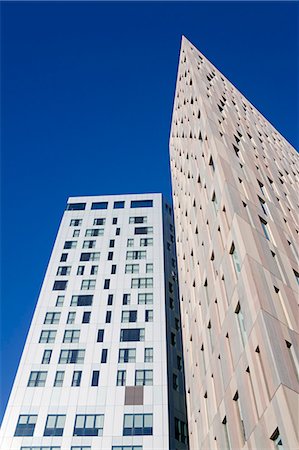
(135, 370), (153, 386)
(28, 371), (47, 387)
(73, 414), (104, 436)
(63, 330), (80, 343)
(44, 415), (66, 436)
(14, 415), (37, 436)
(39, 330), (56, 343)
(59, 349), (85, 364)
(44, 312), (60, 324)
(138, 293), (153, 304)
(119, 348), (136, 363)
(123, 414), (153, 436)
(131, 278), (153, 288)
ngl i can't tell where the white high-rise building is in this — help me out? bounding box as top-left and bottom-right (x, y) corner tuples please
(0, 194), (188, 450)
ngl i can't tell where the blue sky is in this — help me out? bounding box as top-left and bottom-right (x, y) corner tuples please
(1, 1), (298, 422)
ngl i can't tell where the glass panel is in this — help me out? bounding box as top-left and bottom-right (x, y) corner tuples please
(124, 414), (133, 427)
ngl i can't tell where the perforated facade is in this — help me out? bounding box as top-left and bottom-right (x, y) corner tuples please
(169, 36), (299, 450)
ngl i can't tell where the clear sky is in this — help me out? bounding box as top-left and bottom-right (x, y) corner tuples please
(1, 1), (298, 422)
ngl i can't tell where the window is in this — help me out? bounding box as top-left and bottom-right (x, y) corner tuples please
(106, 311), (112, 323)
(63, 330), (80, 343)
(171, 332), (176, 346)
(73, 414), (104, 436)
(173, 373), (178, 390)
(101, 349), (108, 363)
(140, 238), (153, 247)
(258, 180), (265, 196)
(82, 312), (91, 323)
(174, 418), (187, 443)
(81, 279), (96, 290)
(258, 196), (269, 215)
(111, 264), (117, 274)
(144, 347), (153, 362)
(104, 279), (110, 289)
(123, 413), (153, 436)
(116, 370), (126, 386)
(44, 415), (66, 436)
(56, 266), (71, 276)
(70, 219), (82, 226)
(230, 242), (241, 273)
(109, 239), (115, 248)
(80, 252), (100, 261)
(120, 329), (145, 342)
(119, 348), (136, 363)
(77, 266), (85, 275)
(97, 329), (104, 342)
(135, 369), (153, 386)
(71, 295), (93, 306)
(91, 265), (98, 275)
(67, 312), (76, 324)
(42, 349), (52, 364)
(64, 241), (77, 249)
(126, 250), (146, 260)
(56, 295), (64, 307)
(260, 217), (270, 240)
(130, 200), (153, 208)
(39, 330), (56, 343)
(212, 191), (219, 213)
(44, 312), (60, 324)
(121, 310), (137, 323)
(127, 238), (134, 247)
(138, 293), (153, 304)
(67, 203), (86, 211)
(83, 240), (96, 249)
(235, 303), (246, 346)
(72, 370), (82, 386)
(270, 428), (284, 449)
(28, 371), (47, 387)
(91, 370), (99, 386)
(107, 294), (113, 305)
(146, 263), (153, 273)
(53, 280), (68, 291)
(116, 227), (121, 235)
(112, 217), (118, 225)
(131, 278), (153, 288)
(94, 218), (105, 225)
(21, 447), (61, 450)
(108, 251), (113, 260)
(85, 228), (104, 237)
(233, 391), (246, 442)
(145, 310), (153, 322)
(134, 227), (153, 235)
(129, 216), (147, 224)
(123, 293), (131, 305)
(71, 447), (91, 450)
(54, 371), (65, 387)
(125, 264), (139, 274)
(73, 229), (80, 237)
(59, 349), (85, 364)
(177, 355), (182, 370)
(60, 253), (68, 262)
(293, 269), (299, 285)
(114, 201), (125, 209)
(112, 447), (142, 450)
(14, 414), (37, 436)
(91, 202), (108, 210)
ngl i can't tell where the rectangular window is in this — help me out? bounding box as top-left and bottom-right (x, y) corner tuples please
(44, 312), (61, 324)
(123, 413), (153, 436)
(73, 230), (80, 238)
(44, 415), (66, 436)
(83, 240), (96, 249)
(145, 310), (153, 322)
(235, 302), (247, 346)
(73, 414), (104, 436)
(129, 216), (147, 224)
(107, 294), (113, 305)
(126, 250), (146, 260)
(94, 218), (106, 225)
(53, 280), (68, 291)
(72, 370), (82, 386)
(127, 238), (134, 247)
(80, 252), (100, 261)
(81, 279), (96, 290)
(123, 293), (131, 305)
(112, 447), (142, 450)
(54, 371), (65, 387)
(109, 239), (115, 248)
(174, 418), (187, 443)
(77, 266), (85, 275)
(140, 238), (153, 247)
(112, 217), (118, 225)
(91, 370), (99, 386)
(114, 201), (125, 209)
(42, 349), (52, 364)
(104, 279), (110, 289)
(39, 330), (56, 343)
(105, 311), (112, 323)
(130, 200), (153, 208)
(120, 328), (145, 342)
(144, 347), (153, 362)
(70, 219), (82, 226)
(59, 349), (85, 364)
(91, 202), (108, 210)
(67, 312), (76, 324)
(146, 263), (153, 273)
(111, 264), (117, 274)
(116, 227), (121, 235)
(121, 310), (137, 323)
(63, 330), (80, 343)
(138, 293), (153, 304)
(119, 348), (136, 363)
(230, 242), (241, 273)
(67, 203), (86, 211)
(56, 266), (71, 276)
(101, 349), (108, 363)
(71, 295), (93, 306)
(60, 253), (68, 262)
(233, 391), (246, 442)
(173, 373), (179, 390)
(131, 278), (153, 288)
(82, 312), (91, 323)
(14, 414), (37, 436)
(125, 264), (139, 274)
(116, 370), (126, 386)
(135, 369), (153, 386)
(134, 226), (153, 235)
(260, 217), (270, 241)
(56, 295), (64, 307)
(64, 241), (77, 249)
(270, 428), (284, 450)
(97, 329), (104, 342)
(28, 371), (47, 387)
(85, 228), (104, 237)
(108, 251), (113, 260)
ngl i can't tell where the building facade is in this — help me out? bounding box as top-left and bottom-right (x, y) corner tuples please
(169, 36), (299, 450)
(0, 194), (188, 450)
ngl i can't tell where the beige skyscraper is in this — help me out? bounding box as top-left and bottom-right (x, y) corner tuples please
(169, 36), (298, 450)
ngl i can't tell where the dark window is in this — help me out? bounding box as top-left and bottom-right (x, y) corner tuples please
(97, 329), (104, 342)
(134, 227), (149, 235)
(112, 217), (118, 225)
(107, 294), (113, 305)
(71, 295), (93, 306)
(82, 312), (91, 323)
(80, 253), (90, 261)
(14, 415), (37, 436)
(53, 281), (68, 291)
(66, 203), (86, 211)
(101, 349), (108, 363)
(64, 241), (76, 249)
(116, 227), (121, 235)
(91, 370), (100, 386)
(94, 218), (105, 225)
(174, 418), (187, 443)
(120, 328), (144, 342)
(91, 202), (108, 210)
(72, 370), (82, 386)
(132, 216), (146, 223)
(109, 239), (115, 248)
(111, 264), (117, 274)
(131, 200), (153, 208)
(60, 253), (68, 262)
(106, 311), (112, 323)
(123, 293), (130, 305)
(104, 279), (110, 289)
(114, 201), (125, 209)
(108, 251), (113, 260)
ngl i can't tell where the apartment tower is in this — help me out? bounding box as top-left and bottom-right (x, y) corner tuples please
(0, 194), (188, 450)
(169, 37), (298, 449)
